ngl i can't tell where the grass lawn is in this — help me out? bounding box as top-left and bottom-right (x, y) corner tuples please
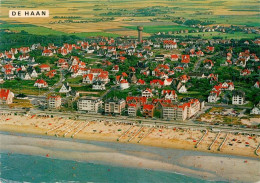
(178, 91), (206, 100)
(67, 76), (83, 84)
(9, 99), (33, 108)
(1, 80), (47, 95)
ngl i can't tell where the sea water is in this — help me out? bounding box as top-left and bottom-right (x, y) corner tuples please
(0, 153), (227, 183)
(0, 132), (232, 183)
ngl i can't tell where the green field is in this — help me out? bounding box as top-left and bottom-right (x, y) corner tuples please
(0, 0), (259, 38)
(125, 25), (196, 33)
(177, 32), (259, 39)
(0, 23), (119, 38)
(0, 0), (260, 38)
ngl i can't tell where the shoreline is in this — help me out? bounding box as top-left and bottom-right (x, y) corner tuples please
(1, 132), (260, 183)
(0, 114), (260, 159)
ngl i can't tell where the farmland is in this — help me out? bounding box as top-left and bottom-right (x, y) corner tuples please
(0, 0), (259, 38)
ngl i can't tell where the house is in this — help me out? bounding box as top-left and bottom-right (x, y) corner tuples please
(92, 81), (106, 90)
(196, 50), (204, 57)
(171, 54), (179, 61)
(59, 83), (71, 93)
(142, 104), (155, 118)
(137, 79), (145, 85)
(0, 89), (14, 104)
(17, 71), (26, 80)
(142, 88), (153, 98)
(178, 84), (187, 93)
(83, 74), (94, 84)
(34, 79), (48, 88)
(111, 65), (119, 72)
(190, 49), (196, 57)
(174, 66), (184, 72)
(236, 58), (247, 68)
(179, 75), (190, 83)
(206, 46), (214, 53)
(181, 55), (190, 64)
(104, 98), (126, 115)
(77, 96), (102, 113)
(24, 73), (32, 80)
(47, 95), (62, 109)
(46, 70), (56, 78)
(232, 90), (245, 105)
(240, 69), (251, 76)
(250, 106), (260, 115)
(42, 49), (53, 56)
(96, 71), (109, 84)
(40, 64), (51, 73)
(254, 81), (259, 88)
(163, 40), (177, 49)
(126, 96), (147, 106)
(221, 81), (234, 91)
(204, 59), (214, 69)
(120, 79), (129, 90)
(164, 78), (173, 86)
(30, 69), (38, 78)
(128, 103), (138, 116)
(150, 79), (164, 88)
(0, 78), (5, 84)
(161, 90), (177, 101)
(58, 59), (69, 69)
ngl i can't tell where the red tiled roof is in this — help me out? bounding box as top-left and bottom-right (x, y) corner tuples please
(181, 55), (190, 63)
(137, 79), (145, 85)
(40, 64), (50, 68)
(120, 79), (128, 84)
(171, 54), (179, 59)
(162, 90), (176, 95)
(47, 95), (61, 100)
(35, 79), (47, 85)
(128, 103), (137, 107)
(163, 40), (177, 45)
(143, 104), (154, 110)
(83, 74), (94, 81)
(0, 89), (10, 100)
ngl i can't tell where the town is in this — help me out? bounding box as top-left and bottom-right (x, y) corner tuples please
(0, 27), (259, 127)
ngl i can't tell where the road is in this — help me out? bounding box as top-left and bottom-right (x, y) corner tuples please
(1, 107), (260, 136)
(206, 103), (251, 109)
(44, 68), (65, 96)
(192, 53), (218, 72)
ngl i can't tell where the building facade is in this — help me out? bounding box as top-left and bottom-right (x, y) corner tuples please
(77, 97), (102, 113)
(104, 98), (126, 114)
(0, 89), (14, 104)
(47, 95), (62, 109)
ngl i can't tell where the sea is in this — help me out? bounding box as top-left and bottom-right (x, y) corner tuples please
(0, 132), (237, 183)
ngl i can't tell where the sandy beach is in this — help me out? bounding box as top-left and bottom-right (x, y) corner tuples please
(0, 113), (260, 159)
(1, 133), (260, 183)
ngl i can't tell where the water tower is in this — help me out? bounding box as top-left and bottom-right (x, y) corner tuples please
(137, 26), (143, 43)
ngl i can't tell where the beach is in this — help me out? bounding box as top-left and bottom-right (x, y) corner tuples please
(0, 113), (259, 159)
(0, 132), (260, 183)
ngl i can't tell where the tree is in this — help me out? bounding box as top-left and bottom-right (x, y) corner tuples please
(137, 109), (142, 117)
(154, 110), (161, 118)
